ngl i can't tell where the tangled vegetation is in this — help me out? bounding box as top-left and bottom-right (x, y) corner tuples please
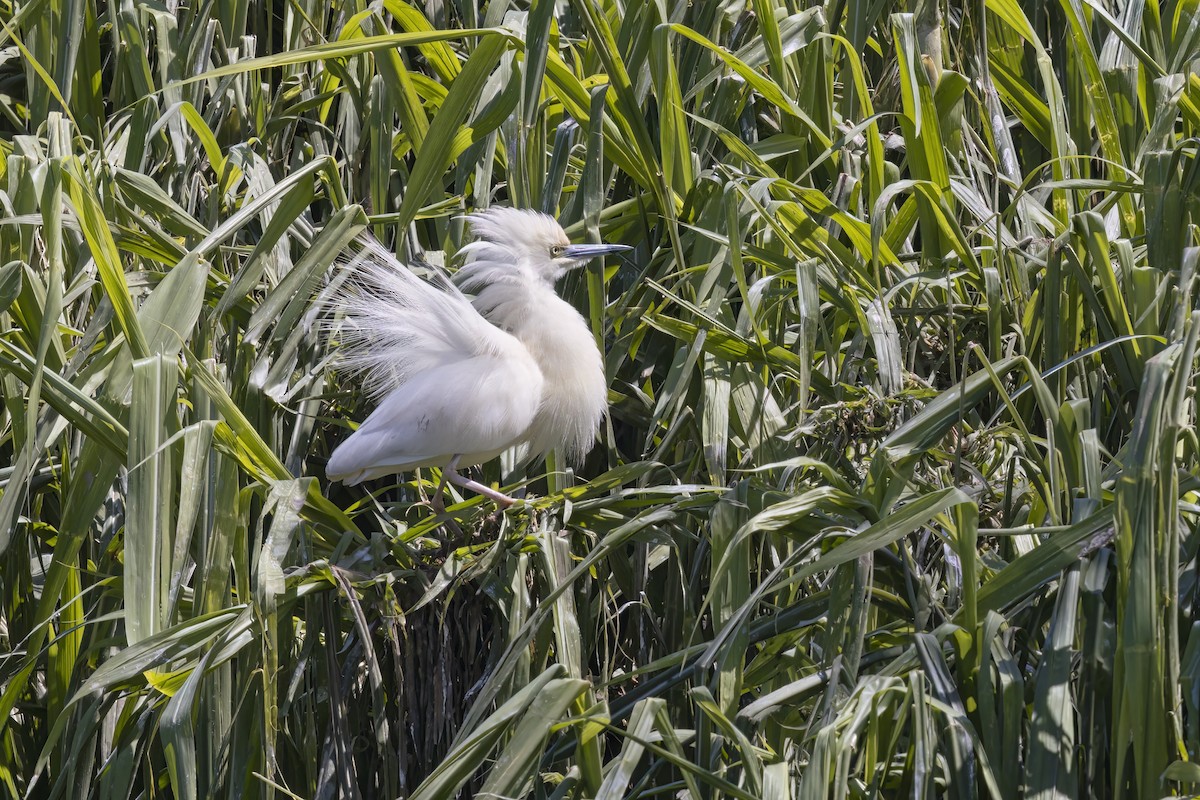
(1, 0), (1199, 797)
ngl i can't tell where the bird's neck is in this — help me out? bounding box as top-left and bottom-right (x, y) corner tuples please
(477, 281), (594, 358)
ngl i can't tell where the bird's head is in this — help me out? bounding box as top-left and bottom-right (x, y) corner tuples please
(465, 208), (631, 283)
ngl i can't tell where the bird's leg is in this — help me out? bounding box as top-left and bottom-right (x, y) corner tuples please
(430, 458), (464, 541)
(445, 469), (517, 507)
(430, 464), (451, 516)
(429, 454), (467, 515)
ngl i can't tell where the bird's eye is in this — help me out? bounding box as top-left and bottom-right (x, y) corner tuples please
(550, 245), (566, 257)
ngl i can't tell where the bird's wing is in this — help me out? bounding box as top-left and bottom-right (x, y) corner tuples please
(326, 353), (543, 483)
(326, 237), (515, 400)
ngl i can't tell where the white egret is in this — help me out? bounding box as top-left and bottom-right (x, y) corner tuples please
(325, 207), (631, 506)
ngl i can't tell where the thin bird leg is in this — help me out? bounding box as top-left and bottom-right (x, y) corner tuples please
(428, 458), (466, 542)
(446, 469), (517, 507)
(429, 455), (461, 515)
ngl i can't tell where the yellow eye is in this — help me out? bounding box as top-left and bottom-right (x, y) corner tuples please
(550, 245), (566, 257)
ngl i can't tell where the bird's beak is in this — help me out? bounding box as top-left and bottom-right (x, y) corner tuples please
(563, 243), (633, 261)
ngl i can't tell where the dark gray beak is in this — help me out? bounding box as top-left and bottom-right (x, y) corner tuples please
(563, 243), (633, 261)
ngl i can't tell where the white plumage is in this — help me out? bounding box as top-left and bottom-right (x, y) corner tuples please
(325, 208), (630, 505)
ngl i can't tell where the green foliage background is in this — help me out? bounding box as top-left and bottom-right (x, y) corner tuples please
(1, 0), (1199, 796)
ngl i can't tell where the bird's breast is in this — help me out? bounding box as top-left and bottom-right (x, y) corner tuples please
(500, 294), (607, 461)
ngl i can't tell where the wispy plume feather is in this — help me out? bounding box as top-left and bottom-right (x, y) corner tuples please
(323, 237), (500, 401)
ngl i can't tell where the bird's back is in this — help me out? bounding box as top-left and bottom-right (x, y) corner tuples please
(325, 240), (545, 484)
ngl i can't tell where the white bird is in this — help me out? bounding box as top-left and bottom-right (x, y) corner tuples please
(325, 207), (631, 506)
